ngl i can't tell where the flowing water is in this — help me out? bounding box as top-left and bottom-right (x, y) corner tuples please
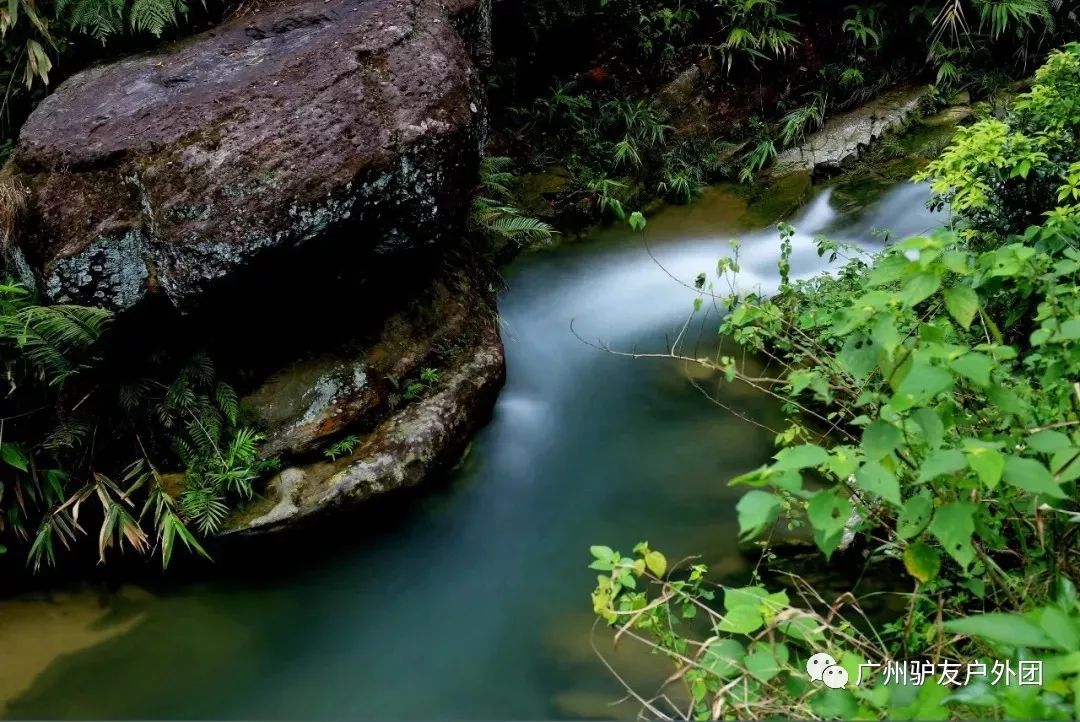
(0, 175), (940, 720)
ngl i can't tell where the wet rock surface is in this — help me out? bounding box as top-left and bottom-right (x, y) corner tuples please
(226, 318), (505, 534)
(242, 268), (482, 458)
(6, 0), (488, 311)
(770, 86), (930, 178)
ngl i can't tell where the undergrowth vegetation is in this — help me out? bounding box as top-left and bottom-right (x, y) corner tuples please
(495, 0), (1078, 225)
(0, 281), (276, 571)
(590, 43), (1080, 720)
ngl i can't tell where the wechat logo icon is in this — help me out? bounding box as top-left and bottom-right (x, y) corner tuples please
(806, 652), (849, 689)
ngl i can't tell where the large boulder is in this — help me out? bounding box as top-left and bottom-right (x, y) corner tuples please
(4, 0), (488, 310)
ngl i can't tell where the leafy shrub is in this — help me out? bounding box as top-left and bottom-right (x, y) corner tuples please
(590, 43), (1080, 720)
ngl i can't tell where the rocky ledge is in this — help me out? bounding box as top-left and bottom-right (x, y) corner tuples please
(226, 271), (504, 533)
(770, 86), (930, 178)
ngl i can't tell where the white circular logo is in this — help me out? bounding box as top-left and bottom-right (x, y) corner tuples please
(822, 664), (849, 689)
(805, 652), (837, 682)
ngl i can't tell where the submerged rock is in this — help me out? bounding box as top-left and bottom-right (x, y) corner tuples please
(5, 0), (489, 311)
(770, 86), (930, 178)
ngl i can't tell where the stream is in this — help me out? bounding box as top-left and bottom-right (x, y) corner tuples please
(0, 174), (940, 720)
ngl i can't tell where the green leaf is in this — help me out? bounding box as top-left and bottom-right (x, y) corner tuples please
(891, 362), (953, 412)
(627, 211), (647, 231)
(862, 420), (901, 461)
(777, 615), (824, 643)
(903, 541), (941, 583)
(855, 460), (901, 507)
(0, 443), (29, 472)
(1028, 431), (1071, 453)
(736, 491), (781, 540)
(897, 494), (933, 539)
(807, 489), (851, 539)
(589, 545), (614, 560)
(965, 445), (1004, 489)
(903, 272), (941, 307)
(838, 334), (879, 380)
(1028, 430), (1072, 454)
(912, 408), (945, 450)
(943, 285), (979, 329)
(745, 642), (789, 682)
(644, 550), (667, 577)
(702, 638), (745, 678)
(930, 502), (977, 570)
(944, 613), (1056, 649)
(1051, 447), (1080, 482)
(950, 353), (992, 387)
(918, 448), (966, 483)
(772, 444), (830, 471)
(810, 689), (858, 719)
(716, 602), (763, 634)
(1003, 456), (1066, 499)
(1034, 606), (1080, 652)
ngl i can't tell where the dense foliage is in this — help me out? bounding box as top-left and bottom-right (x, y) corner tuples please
(590, 43), (1080, 720)
(496, 0), (1078, 224)
(0, 281), (276, 571)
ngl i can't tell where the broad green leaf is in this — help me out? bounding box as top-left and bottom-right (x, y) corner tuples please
(1003, 456), (1066, 499)
(716, 602), (763, 634)
(810, 689), (858, 720)
(807, 489), (851, 539)
(855, 460), (901, 507)
(912, 408), (945, 450)
(702, 638), (745, 678)
(903, 272), (941, 307)
(1034, 606), (1080, 652)
(944, 613), (1056, 649)
(950, 352), (992, 387)
(777, 614), (825, 642)
(745, 642), (789, 682)
(736, 491), (781, 540)
(862, 420), (901, 461)
(589, 545), (614, 560)
(943, 285), (979, 329)
(644, 550), (667, 577)
(1051, 447), (1080, 482)
(903, 541), (941, 583)
(930, 502), (976, 570)
(1028, 430), (1072, 454)
(0, 443), (29, 472)
(918, 448), (966, 483)
(897, 494), (933, 539)
(891, 362), (952, 412)
(772, 444), (830, 471)
(838, 334), (879, 380)
(1059, 318), (1080, 340)
(965, 445), (1004, 489)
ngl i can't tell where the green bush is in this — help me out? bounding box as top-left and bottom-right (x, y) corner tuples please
(590, 43), (1080, 720)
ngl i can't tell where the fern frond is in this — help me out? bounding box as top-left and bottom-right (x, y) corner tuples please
(128, 0), (185, 37)
(213, 384), (238, 426)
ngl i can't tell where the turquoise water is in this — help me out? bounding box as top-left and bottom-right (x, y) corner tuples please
(0, 178), (938, 720)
